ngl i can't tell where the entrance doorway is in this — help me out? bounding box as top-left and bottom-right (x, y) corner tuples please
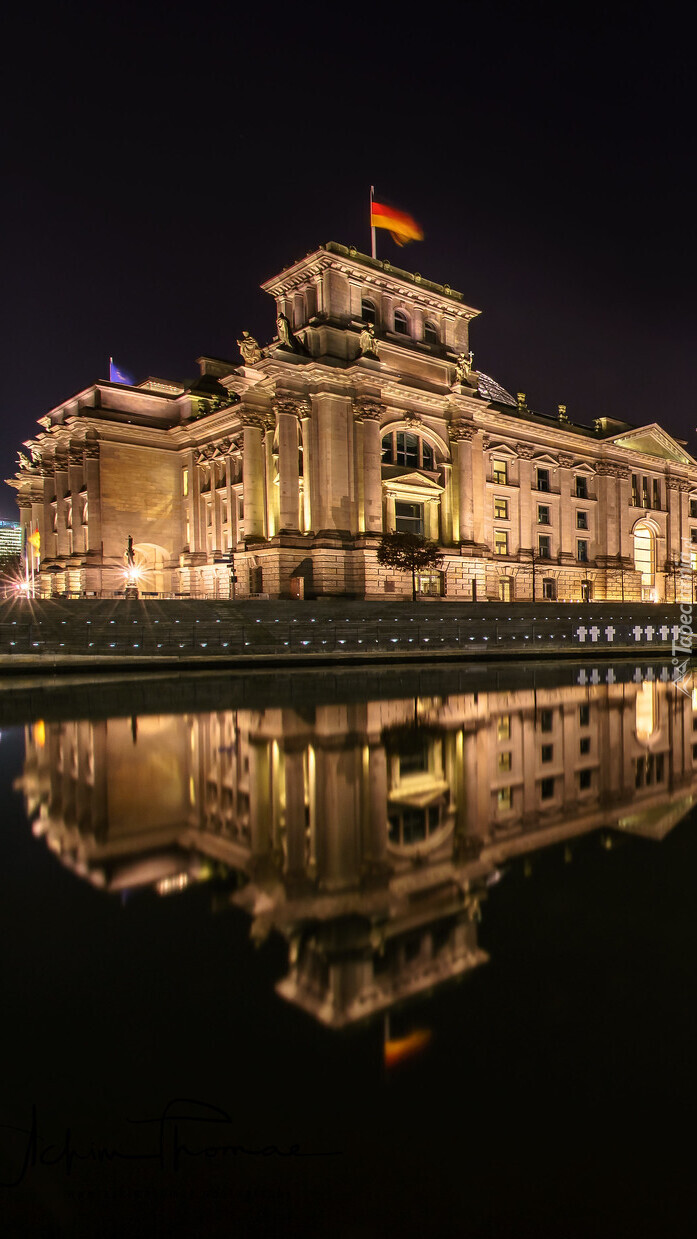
(498, 577), (513, 602)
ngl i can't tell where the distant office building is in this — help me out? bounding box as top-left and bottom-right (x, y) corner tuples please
(0, 519), (21, 558)
(8, 242), (697, 600)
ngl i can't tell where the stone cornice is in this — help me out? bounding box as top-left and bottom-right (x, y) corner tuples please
(595, 461), (630, 478)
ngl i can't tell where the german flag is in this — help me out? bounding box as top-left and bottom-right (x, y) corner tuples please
(370, 201), (423, 246)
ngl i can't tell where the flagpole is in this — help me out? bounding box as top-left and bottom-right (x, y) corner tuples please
(370, 185), (377, 260)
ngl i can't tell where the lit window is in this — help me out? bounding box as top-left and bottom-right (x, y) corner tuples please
(394, 309), (409, 335)
(498, 786), (512, 811)
(497, 715), (511, 741)
(575, 475), (588, 499)
(424, 321), (438, 346)
(494, 530), (508, 555)
(183, 468), (189, 497)
(492, 459), (508, 485)
(537, 505), (550, 525)
(498, 751), (512, 772)
(494, 498), (508, 520)
(536, 468), (550, 492)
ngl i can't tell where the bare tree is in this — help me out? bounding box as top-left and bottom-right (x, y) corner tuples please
(377, 532), (444, 602)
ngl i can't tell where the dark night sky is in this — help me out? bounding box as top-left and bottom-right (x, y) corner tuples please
(2, 2), (696, 517)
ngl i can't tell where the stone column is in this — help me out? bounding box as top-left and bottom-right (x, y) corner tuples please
(385, 492), (396, 532)
(365, 740), (389, 868)
(314, 393), (354, 533)
(264, 416), (276, 537)
(441, 463), (454, 545)
(54, 454), (70, 556)
(557, 453), (574, 561)
(471, 432), (486, 545)
(596, 462), (619, 559)
(84, 444), (102, 556)
(68, 447), (84, 548)
(241, 412), (266, 540)
(283, 745), (307, 877)
(300, 406), (313, 532)
(275, 398), (301, 532)
(355, 401), (383, 534)
(516, 443), (535, 559)
(451, 422), (475, 543)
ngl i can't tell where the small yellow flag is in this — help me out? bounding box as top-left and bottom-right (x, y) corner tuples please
(28, 529), (40, 550)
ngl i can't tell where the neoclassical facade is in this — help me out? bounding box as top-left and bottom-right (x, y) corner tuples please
(18, 673), (697, 1025)
(9, 241), (697, 600)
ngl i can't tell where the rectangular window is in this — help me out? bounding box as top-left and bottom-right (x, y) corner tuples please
(537, 505), (550, 525)
(691, 529), (697, 545)
(579, 769), (592, 790)
(540, 709), (553, 732)
(575, 476), (588, 499)
(538, 535), (551, 558)
(536, 468), (550, 492)
(541, 744), (553, 763)
(652, 479), (660, 509)
(631, 474), (639, 506)
(691, 500), (697, 519)
(498, 786), (512, 811)
(497, 715), (511, 741)
(577, 539), (588, 562)
(494, 530), (508, 555)
(580, 736), (591, 755)
(492, 459), (508, 485)
(185, 518), (191, 546)
(642, 477), (649, 508)
(494, 498), (508, 520)
(540, 777), (554, 800)
(576, 511), (588, 530)
(395, 501), (424, 535)
(498, 751), (512, 772)
(542, 578), (557, 600)
(656, 753), (664, 782)
(182, 468), (189, 497)
(579, 704), (590, 726)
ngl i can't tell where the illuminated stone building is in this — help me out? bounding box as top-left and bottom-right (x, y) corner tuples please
(18, 674), (697, 1026)
(8, 241), (697, 601)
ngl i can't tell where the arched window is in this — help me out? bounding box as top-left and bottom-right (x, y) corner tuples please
(633, 522), (655, 586)
(393, 309), (409, 335)
(362, 298), (376, 326)
(635, 681), (657, 742)
(382, 432), (436, 470)
(424, 321), (438, 346)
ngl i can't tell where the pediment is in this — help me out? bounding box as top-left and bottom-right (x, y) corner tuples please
(532, 453), (560, 468)
(610, 424), (695, 465)
(383, 470), (444, 492)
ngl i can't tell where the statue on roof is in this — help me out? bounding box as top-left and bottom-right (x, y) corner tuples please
(17, 452), (31, 471)
(237, 330), (262, 366)
(455, 351), (474, 384)
(358, 322), (380, 358)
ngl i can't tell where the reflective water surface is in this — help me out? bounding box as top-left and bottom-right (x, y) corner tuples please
(2, 660), (697, 1237)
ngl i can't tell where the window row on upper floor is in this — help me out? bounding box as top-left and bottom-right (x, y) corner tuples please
(362, 299), (440, 344)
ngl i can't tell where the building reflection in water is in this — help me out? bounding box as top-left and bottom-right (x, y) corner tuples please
(17, 669), (697, 1029)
